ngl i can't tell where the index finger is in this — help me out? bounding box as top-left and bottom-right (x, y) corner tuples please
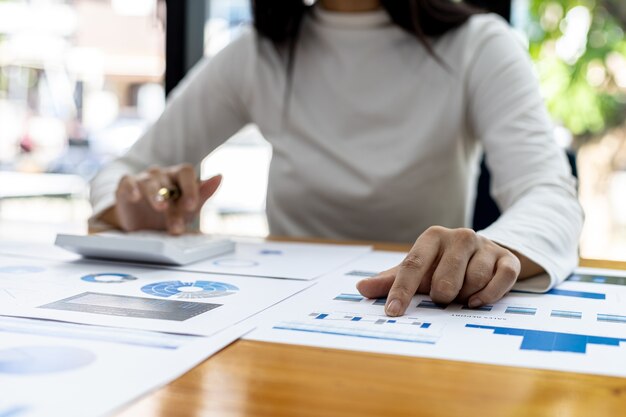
(385, 233), (441, 317)
(170, 164), (199, 212)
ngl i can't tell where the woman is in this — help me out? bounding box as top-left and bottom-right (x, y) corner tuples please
(90, 0), (583, 317)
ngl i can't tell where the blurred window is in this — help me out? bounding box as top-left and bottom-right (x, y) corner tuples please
(0, 0), (166, 179)
(514, 0), (626, 260)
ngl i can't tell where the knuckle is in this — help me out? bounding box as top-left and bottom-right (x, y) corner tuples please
(468, 264), (492, 286)
(500, 260), (520, 280)
(444, 254), (465, 268)
(389, 283), (414, 300)
(424, 225), (445, 237)
(454, 228), (476, 245)
(400, 254), (426, 271)
(431, 279), (458, 302)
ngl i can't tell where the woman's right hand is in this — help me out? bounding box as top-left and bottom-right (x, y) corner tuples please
(100, 164), (222, 235)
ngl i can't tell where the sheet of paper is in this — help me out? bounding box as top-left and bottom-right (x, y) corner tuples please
(0, 255), (311, 336)
(247, 252), (626, 378)
(171, 240), (372, 280)
(4, 238), (371, 281)
(0, 316), (252, 417)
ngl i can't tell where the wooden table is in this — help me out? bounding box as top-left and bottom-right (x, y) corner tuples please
(116, 241), (626, 417)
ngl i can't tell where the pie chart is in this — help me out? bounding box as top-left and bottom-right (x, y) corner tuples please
(81, 273), (138, 283)
(141, 280), (239, 299)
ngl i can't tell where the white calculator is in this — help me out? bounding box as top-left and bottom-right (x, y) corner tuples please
(55, 232), (235, 266)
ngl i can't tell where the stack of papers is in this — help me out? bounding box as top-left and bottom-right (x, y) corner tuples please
(0, 238), (371, 417)
(1, 236), (626, 417)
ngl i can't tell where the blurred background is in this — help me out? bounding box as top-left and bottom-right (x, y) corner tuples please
(0, 0), (624, 262)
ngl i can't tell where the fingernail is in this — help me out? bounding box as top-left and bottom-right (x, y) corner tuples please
(386, 299), (402, 316)
(468, 298), (482, 308)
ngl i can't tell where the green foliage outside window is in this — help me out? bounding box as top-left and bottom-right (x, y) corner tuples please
(526, 0), (626, 143)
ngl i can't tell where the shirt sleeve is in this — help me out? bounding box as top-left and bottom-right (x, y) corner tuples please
(89, 31), (255, 219)
(464, 15), (584, 291)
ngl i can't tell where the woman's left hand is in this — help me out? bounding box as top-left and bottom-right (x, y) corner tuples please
(356, 226), (521, 317)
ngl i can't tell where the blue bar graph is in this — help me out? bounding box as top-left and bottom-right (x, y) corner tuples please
(568, 274), (626, 286)
(505, 306), (537, 316)
(597, 314), (626, 324)
(274, 317), (438, 344)
(462, 305), (493, 312)
(551, 310), (582, 319)
(512, 288), (606, 300)
(466, 324), (626, 354)
(373, 298), (387, 305)
(546, 289), (606, 300)
(334, 293), (364, 302)
(418, 300), (446, 310)
(273, 324), (438, 344)
(306, 312), (431, 328)
(345, 270), (377, 277)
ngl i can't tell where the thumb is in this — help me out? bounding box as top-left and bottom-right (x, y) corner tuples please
(356, 267), (398, 299)
(198, 174), (223, 206)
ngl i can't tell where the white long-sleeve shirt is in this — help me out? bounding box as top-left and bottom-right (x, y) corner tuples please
(90, 9), (583, 291)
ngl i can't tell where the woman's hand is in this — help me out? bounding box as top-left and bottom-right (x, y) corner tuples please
(356, 226), (522, 316)
(100, 164), (222, 235)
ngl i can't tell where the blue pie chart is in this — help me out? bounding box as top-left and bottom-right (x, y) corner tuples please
(141, 280), (239, 299)
(0, 346), (96, 375)
(81, 273), (137, 283)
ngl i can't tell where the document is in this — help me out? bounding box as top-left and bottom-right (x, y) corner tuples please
(0, 316), (252, 417)
(248, 252), (626, 378)
(171, 240), (372, 280)
(2, 239), (371, 281)
(0, 255), (311, 336)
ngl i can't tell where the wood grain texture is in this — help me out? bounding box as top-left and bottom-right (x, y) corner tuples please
(115, 240), (626, 417)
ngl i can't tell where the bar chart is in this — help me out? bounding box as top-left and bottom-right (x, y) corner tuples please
(273, 312), (438, 344)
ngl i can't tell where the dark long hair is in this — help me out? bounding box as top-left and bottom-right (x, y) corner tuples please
(252, 0), (482, 54)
